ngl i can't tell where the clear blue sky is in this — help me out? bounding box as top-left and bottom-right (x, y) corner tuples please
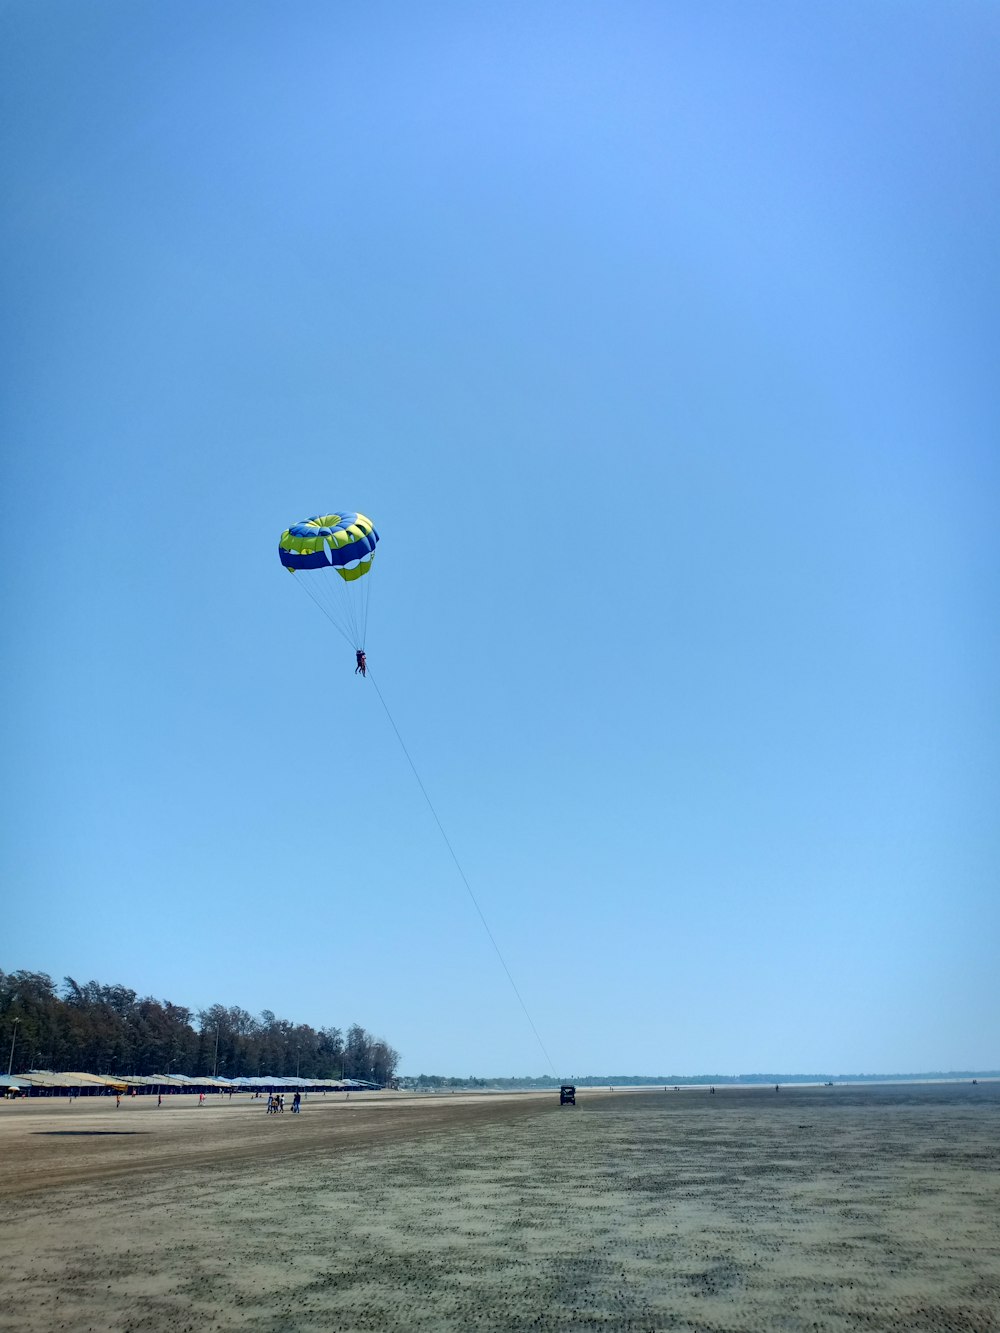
(3, 1), (998, 1076)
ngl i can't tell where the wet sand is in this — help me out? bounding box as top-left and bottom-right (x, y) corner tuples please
(1, 1083), (998, 1331)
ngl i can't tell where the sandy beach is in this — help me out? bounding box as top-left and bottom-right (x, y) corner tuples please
(1, 1082), (998, 1331)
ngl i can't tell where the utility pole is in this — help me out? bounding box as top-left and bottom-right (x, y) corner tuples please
(7, 1017), (20, 1077)
(213, 1027), (220, 1078)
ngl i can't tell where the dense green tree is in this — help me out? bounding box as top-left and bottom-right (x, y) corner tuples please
(0, 970), (398, 1082)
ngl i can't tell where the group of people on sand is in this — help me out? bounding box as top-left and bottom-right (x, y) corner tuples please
(265, 1091), (302, 1115)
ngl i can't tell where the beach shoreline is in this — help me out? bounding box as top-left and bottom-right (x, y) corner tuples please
(2, 1082), (998, 1331)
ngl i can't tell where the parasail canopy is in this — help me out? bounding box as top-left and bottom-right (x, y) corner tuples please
(279, 510), (379, 649)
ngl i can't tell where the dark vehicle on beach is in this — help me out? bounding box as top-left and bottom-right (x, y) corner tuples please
(560, 1085), (576, 1105)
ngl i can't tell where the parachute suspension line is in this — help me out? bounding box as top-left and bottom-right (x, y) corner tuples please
(347, 562), (373, 651)
(289, 564), (373, 651)
(333, 560), (373, 649)
(291, 572), (355, 648)
(335, 573), (358, 647)
(367, 670), (558, 1079)
(360, 566), (373, 650)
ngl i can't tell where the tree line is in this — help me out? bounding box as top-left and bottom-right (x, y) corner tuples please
(1, 970), (399, 1084)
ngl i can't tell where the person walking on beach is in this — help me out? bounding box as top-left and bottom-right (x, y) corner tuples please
(266, 1093), (273, 1114)
(292, 1091), (301, 1114)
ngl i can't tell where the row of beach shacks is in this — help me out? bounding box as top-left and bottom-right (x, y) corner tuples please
(5, 1071), (380, 1097)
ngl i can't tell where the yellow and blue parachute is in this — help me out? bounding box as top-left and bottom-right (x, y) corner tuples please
(279, 511), (379, 649)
